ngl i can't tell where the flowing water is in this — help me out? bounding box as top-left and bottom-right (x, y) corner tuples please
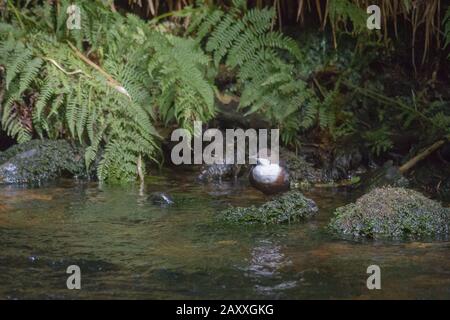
(0, 170), (449, 299)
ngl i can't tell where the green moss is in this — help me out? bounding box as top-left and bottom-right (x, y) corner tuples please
(220, 191), (318, 225)
(0, 140), (86, 184)
(329, 187), (450, 239)
(281, 149), (326, 187)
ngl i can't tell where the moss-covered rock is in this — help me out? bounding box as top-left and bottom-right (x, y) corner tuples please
(220, 190), (318, 224)
(0, 140), (86, 184)
(197, 163), (244, 182)
(281, 149), (326, 188)
(329, 187), (450, 239)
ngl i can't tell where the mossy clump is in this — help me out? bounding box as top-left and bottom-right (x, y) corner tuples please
(329, 187), (450, 239)
(220, 191), (318, 224)
(197, 163), (244, 182)
(281, 149), (326, 188)
(0, 140), (86, 184)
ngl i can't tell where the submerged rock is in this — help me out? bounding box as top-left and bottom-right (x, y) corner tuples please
(329, 187), (450, 239)
(220, 190), (318, 224)
(148, 192), (174, 206)
(0, 140), (85, 184)
(202, 180), (245, 197)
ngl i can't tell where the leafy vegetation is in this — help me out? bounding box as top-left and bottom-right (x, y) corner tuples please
(187, 0), (449, 152)
(0, 0), (449, 183)
(187, 0), (318, 144)
(148, 33), (216, 132)
(0, 0), (214, 181)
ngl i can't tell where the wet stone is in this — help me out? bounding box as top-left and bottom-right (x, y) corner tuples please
(148, 192), (174, 206)
(0, 140), (86, 184)
(197, 163), (243, 182)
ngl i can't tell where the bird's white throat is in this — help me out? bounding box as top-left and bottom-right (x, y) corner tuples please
(253, 163), (282, 184)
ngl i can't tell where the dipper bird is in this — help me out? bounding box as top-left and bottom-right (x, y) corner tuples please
(249, 158), (290, 195)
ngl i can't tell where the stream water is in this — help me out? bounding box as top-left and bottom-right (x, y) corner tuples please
(0, 170), (449, 299)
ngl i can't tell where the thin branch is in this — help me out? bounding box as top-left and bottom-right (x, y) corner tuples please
(66, 41), (131, 99)
(43, 57), (88, 76)
(399, 139), (447, 173)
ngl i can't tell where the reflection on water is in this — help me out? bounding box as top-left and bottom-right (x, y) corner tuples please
(245, 240), (297, 296)
(248, 240), (289, 277)
(0, 171), (449, 299)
